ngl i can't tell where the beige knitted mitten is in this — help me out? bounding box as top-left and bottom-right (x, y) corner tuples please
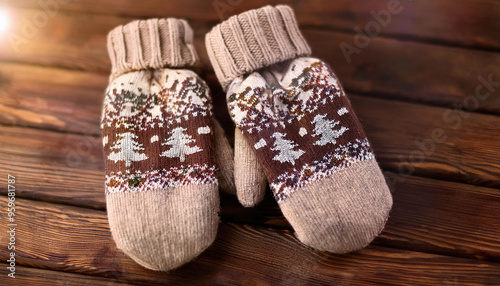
(102, 18), (233, 271)
(206, 5), (392, 253)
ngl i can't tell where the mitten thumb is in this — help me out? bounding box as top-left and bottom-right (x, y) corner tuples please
(234, 127), (267, 207)
(212, 118), (236, 194)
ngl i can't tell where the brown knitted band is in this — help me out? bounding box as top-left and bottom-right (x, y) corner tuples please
(107, 18), (199, 79)
(205, 5), (312, 91)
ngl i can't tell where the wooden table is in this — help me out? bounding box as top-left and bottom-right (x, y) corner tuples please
(0, 0), (499, 285)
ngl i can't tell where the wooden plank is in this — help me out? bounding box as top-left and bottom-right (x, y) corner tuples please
(1, 0), (499, 50)
(349, 95), (500, 188)
(0, 264), (128, 285)
(0, 64), (231, 138)
(308, 30), (500, 115)
(0, 63), (106, 136)
(379, 175), (500, 262)
(0, 196), (499, 285)
(0, 125), (105, 209)
(0, 9), (499, 113)
(222, 174), (500, 262)
(1, 122), (500, 261)
(0, 8), (117, 72)
(1, 86), (499, 204)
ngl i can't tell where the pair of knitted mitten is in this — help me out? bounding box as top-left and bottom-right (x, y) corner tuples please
(205, 5), (393, 253)
(101, 5), (393, 273)
(102, 19), (233, 271)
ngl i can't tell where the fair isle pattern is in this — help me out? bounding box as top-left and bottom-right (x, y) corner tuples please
(227, 58), (374, 202)
(227, 58), (342, 133)
(106, 164), (217, 193)
(101, 69), (216, 193)
(102, 69), (211, 130)
(271, 139), (373, 201)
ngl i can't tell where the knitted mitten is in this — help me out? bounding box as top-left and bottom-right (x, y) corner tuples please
(206, 5), (393, 253)
(102, 18), (232, 271)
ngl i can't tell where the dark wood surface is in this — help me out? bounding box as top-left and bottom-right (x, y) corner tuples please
(0, 0), (499, 285)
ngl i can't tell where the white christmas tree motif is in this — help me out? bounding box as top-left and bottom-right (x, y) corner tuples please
(271, 132), (305, 165)
(107, 132), (148, 167)
(312, 114), (349, 146)
(160, 127), (202, 162)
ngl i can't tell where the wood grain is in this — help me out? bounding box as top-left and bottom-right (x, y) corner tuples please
(222, 175), (500, 262)
(0, 125), (105, 209)
(307, 30), (500, 114)
(1, 122), (500, 262)
(1, 84), (499, 202)
(0, 196), (499, 285)
(0, 264), (127, 285)
(0, 8), (499, 113)
(0, 63), (106, 136)
(2, 0), (499, 50)
(0, 0), (498, 284)
(349, 96), (500, 188)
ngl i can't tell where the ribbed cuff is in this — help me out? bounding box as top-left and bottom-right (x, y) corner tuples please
(205, 5), (311, 91)
(107, 18), (199, 78)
